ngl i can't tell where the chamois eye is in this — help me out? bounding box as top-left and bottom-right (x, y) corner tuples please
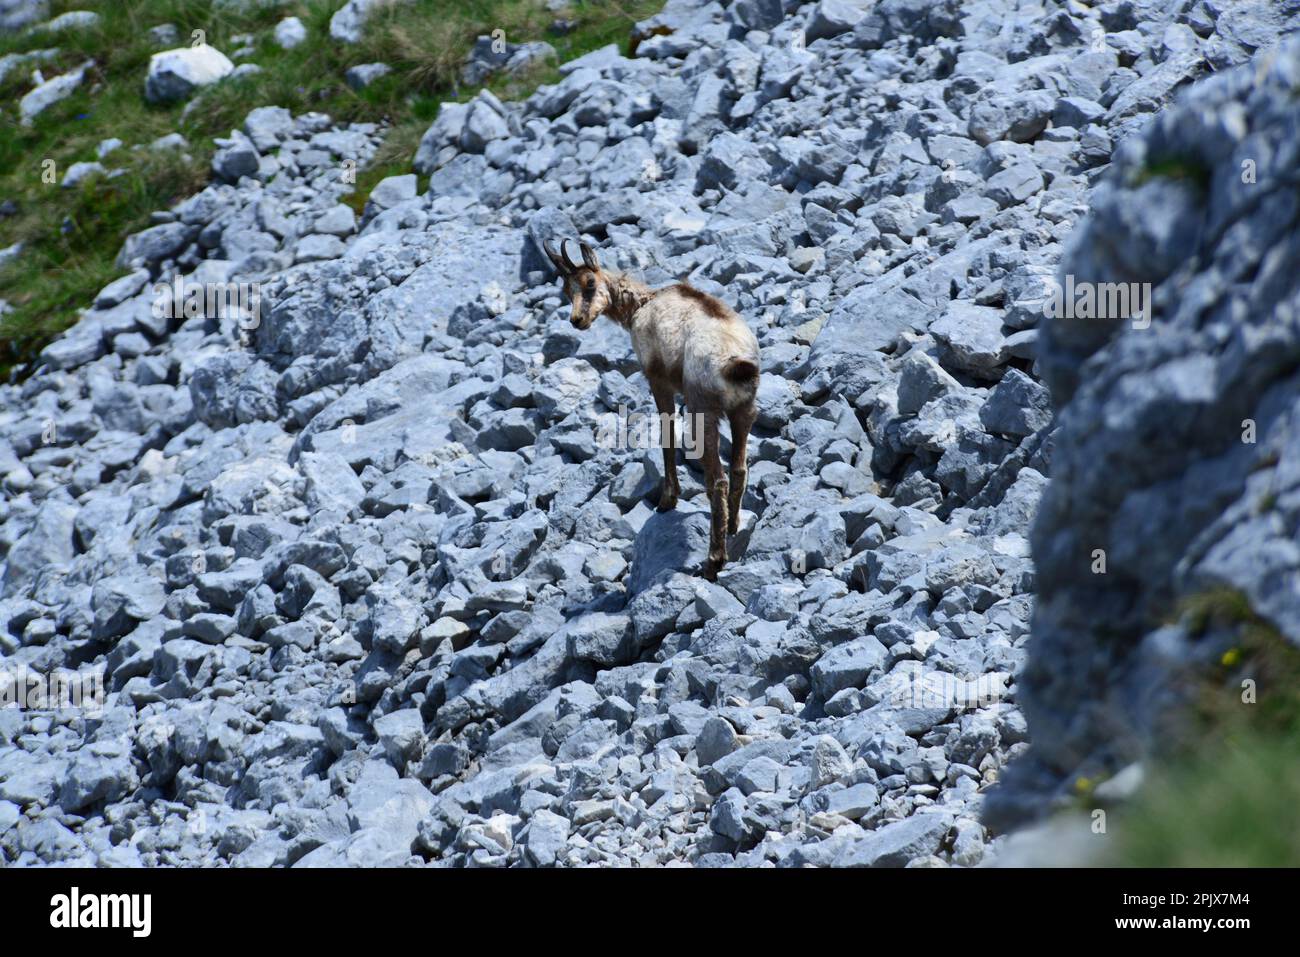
(585, 280), (596, 293)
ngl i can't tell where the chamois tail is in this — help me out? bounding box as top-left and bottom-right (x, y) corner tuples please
(722, 357), (760, 384)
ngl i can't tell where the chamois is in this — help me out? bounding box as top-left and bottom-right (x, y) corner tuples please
(544, 239), (760, 579)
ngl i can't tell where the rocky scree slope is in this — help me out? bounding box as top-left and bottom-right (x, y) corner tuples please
(0, 0), (1296, 867)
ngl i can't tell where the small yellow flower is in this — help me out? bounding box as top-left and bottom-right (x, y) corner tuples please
(1074, 776), (1093, 794)
(1221, 648), (1241, 667)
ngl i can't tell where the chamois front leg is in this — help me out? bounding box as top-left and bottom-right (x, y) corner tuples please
(650, 380), (679, 511)
(726, 404), (755, 536)
(702, 411), (728, 580)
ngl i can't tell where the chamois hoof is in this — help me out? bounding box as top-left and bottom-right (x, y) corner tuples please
(726, 515), (740, 535)
(656, 490), (678, 512)
(703, 555), (726, 581)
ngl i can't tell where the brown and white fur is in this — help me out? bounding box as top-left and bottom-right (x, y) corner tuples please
(545, 239), (760, 579)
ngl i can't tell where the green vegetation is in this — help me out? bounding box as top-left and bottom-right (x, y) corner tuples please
(1105, 586), (1300, 865)
(0, 0), (662, 377)
(1131, 153), (1212, 194)
(1108, 734), (1300, 866)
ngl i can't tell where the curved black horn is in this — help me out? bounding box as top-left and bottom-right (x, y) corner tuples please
(542, 240), (568, 275)
(579, 242), (600, 272)
(560, 240), (580, 273)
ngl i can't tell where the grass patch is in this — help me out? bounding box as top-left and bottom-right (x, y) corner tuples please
(341, 116), (429, 217)
(1105, 586), (1300, 865)
(1179, 585), (1300, 735)
(1107, 735), (1300, 866)
(0, 0), (662, 378)
(1131, 154), (1212, 193)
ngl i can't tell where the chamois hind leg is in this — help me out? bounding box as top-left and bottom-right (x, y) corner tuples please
(650, 380), (679, 511)
(726, 403), (755, 536)
(702, 411), (729, 580)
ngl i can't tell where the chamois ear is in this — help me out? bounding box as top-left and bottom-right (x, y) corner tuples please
(579, 242), (600, 272)
(542, 240), (570, 276)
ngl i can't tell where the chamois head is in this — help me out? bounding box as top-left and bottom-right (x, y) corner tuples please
(544, 239), (607, 330)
